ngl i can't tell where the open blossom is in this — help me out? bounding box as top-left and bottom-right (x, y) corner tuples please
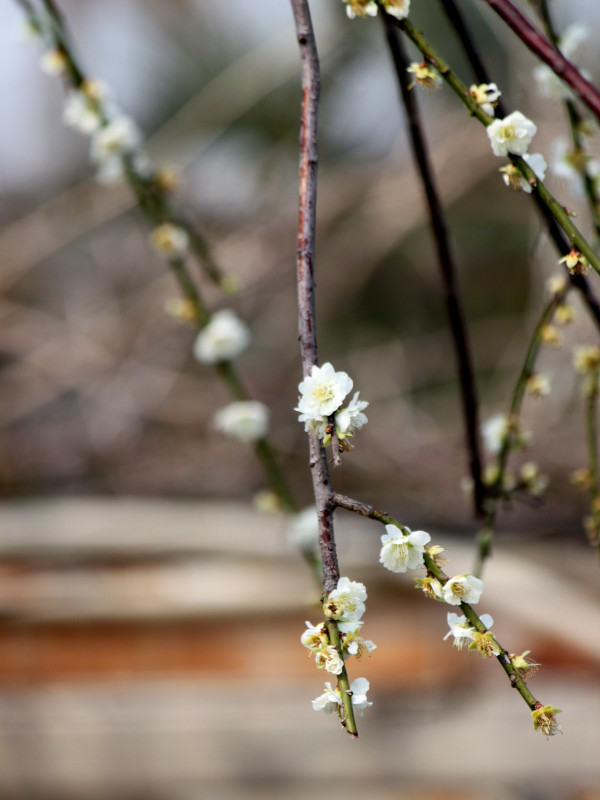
(407, 62), (442, 92)
(487, 111), (537, 157)
(379, 525), (430, 573)
(443, 612), (493, 649)
(559, 248), (589, 276)
(193, 309), (251, 364)
(500, 153), (546, 193)
(334, 392), (369, 438)
(434, 574), (483, 605)
(382, 0), (410, 19)
(301, 621), (328, 652)
(90, 115), (142, 183)
(63, 89), (105, 135)
(149, 223), (189, 258)
(213, 401), (269, 443)
(469, 83), (501, 116)
(323, 577), (367, 623)
(481, 413), (509, 455)
(296, 362), (353, 420)
(312, 677), (372, 714)
(315, 645), (344, 675)
(343, 0), (378, 19)
(573, 345), (600, 374)
(40, 49), (68, 76)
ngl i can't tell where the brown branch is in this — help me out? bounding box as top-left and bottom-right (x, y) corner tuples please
(290, 0), (358, 737)
(482, 0), (600, 122)
(382, 11), (485, 518)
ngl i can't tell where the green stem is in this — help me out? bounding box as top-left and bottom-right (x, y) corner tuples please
(391, 15), (600, 278)
(326, 620), (358, 737)
(332, 492), (545, 715)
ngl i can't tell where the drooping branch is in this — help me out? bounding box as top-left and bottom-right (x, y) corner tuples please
(290, 0), (357, 738)
(382, 12), (485, 518)
(482, 0), (600, 122)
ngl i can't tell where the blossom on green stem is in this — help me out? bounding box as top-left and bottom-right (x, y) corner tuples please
(301, 620), (329, 652)
(379, 525), (430, 573)
(193, 309), (251, 364)
(573, 345), (600, 374)
(213, 401), (269, 443)
(312, 677), (372, 715)
(487, 111), (537, 157)
(40, 49), (68, 76)
(339, 621), (376, 658)
(342, 0), (378, 19)
(434, 574), (483, 605)
(315, 645), (344, 675)
(525, 373), (551, 398)
(469, 83), (501, 117)
(407, 62), (442, 93)
(468, 629), (500, 658)
(531, 704), (562, 738)
(510, 650), (540, 677)
(149, 223), (189, 258)
(559, 248), (589, 276)
(500, 152), (546, 194)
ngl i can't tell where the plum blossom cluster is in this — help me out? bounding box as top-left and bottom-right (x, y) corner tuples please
(342, 0), (410, 21)
(487, 110), (546, 194)
(305, 577), (374, 715)
(296, 363), (368, 449)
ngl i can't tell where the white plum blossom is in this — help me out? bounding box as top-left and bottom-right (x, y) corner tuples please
(469, 83), (501, 117)
(379, 525), (430, 573)
(382, 0), (410, 20)
(500, 153), (547, 194)
(312, 677), (372, 714)
(296, 362), (353, 420)
(434, 574), (484, 606)
(341, 623), (377, 657)
(311, 681), (341, 714)
(301, 620), (328, 652)
(40, 49), (67, 76)
(344, 0), (378, 19)
(323, 577), (367, 623)
(443, 612), (494, 649)
(315, 645), (344, 675)
(487, 111), (537, 157)
(213, 401), (269, 443)
(149, 223), (189, 258)
(193, 309), (251, 364)
(286, 506), (319, 550)
(63, 91), (102, 135)
(335, 392), (369, 438)
(90, 115), (142, 183)
(481, 412), (509, 455)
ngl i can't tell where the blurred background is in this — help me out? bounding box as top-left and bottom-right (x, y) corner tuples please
(0, 0), (600, 797)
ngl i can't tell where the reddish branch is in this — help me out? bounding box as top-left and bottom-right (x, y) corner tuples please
(290, 0), (340, 595)
(483, 0), (600, 123)
(382, 12), (485, 518)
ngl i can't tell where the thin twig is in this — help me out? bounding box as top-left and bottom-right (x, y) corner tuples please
(333, 492), (542, 712)
(290, 0), (357, 738)
(381, 12), (485, 518)
(482, 0), (600, 122)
